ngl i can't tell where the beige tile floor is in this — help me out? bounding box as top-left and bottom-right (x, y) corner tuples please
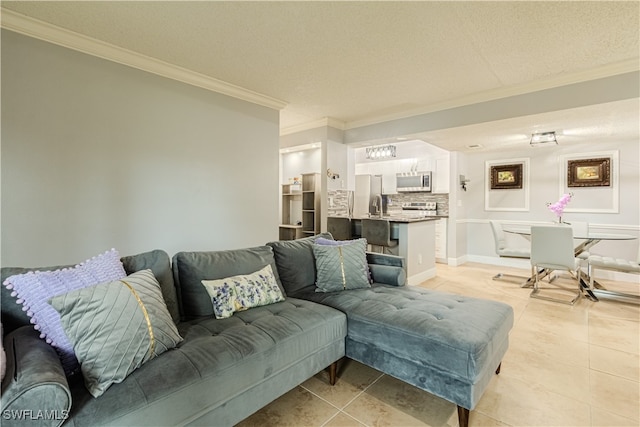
(237, 263), (640, 427)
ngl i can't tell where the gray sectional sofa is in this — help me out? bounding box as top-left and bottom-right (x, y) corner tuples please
(1, 234), (513, 427)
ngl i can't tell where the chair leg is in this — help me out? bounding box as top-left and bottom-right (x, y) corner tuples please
(493, 272), (533, 288)
(530, 266), (581, 305)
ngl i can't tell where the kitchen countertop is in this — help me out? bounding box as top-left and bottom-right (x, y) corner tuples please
(329, 215), (447, 223)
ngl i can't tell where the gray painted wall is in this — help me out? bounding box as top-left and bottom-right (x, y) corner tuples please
(1, 30), (280, 267)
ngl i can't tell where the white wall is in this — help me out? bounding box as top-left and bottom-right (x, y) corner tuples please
(1, 30), (281, 266)
(326, 140), (349, 191)
(458, 139), (639, 264)
(280, 148), (321, 184)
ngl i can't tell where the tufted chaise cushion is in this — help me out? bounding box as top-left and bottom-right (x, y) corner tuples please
(294, 284), (513, 409)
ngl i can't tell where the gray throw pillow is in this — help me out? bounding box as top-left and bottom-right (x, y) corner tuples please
(313, 238), (371, 292)
(49, 269), (183, 398)
(266, 233), (333, 295)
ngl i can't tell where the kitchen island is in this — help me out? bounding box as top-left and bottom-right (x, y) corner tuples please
(333, 215), (440, 286)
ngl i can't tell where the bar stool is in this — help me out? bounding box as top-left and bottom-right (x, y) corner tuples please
(327, 217), (352, 241)
(361, 218), (398, 255)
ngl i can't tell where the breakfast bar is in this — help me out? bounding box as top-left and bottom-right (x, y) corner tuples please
(335, 215), (439, 285)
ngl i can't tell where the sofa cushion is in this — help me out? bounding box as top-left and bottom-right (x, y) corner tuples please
(266, 233), (333, 295)
(172, 246), (284, 319)
(121, 249), (180, 323)
(49, 269), (183, 397)
(201, 264), (285, 319)
(313, 239), (370, 292)
(1, 249), (127, 374)
(65, 298), (347, 426)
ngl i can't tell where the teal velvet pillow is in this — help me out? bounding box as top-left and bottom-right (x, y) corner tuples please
(266, 233), (333, 295)
(313, 238), (371, 292)
(201, 264), (285, 319)
(49, 269), (183, 397)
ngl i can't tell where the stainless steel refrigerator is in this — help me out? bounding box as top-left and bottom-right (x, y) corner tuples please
(354, 174), (383, 217)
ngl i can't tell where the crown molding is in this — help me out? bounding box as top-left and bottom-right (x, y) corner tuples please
(0, 8), (287, 111)
(280, 117), (346, 136)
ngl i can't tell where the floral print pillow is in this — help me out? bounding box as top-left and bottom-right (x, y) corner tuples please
(201, 265), (285, 319)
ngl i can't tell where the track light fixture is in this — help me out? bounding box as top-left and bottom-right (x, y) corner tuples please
(530, 131), (557, 146)
(366, 144), (397, 160)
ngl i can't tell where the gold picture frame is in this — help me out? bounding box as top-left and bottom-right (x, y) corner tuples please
(567, 157), (611, 187)
(490, 163), (523, 189)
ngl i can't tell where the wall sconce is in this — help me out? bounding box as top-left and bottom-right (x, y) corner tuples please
(530, 131), (557, 146)
(327, 168), (340, 180)
(366, 144), (397, 160)
(459, 174), (470, 191)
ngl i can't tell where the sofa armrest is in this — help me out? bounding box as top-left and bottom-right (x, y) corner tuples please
(368, 264), (406, 287)
(366, 253), (406, 286)
(365, 252), (405, 268)
(1, 327), (71, 427)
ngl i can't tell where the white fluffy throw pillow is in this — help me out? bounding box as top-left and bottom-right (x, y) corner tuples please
(1, 323), (6, 381)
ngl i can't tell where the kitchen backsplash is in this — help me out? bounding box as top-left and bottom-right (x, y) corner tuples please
(387, 193), (449, 216)
(328, 190), (449, 217)
(328, 189), (352, 217)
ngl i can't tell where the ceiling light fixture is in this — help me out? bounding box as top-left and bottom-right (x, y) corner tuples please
(366, 144), (397, 160)
(530, 131), (557, 146)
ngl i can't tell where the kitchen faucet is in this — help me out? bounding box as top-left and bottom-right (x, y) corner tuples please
(373, 194), (383, 218)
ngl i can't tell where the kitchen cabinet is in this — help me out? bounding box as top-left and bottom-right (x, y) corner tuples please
(435, 218), (447, 263)
(356, 156), (449, 194)
(434, 157), (450, 193)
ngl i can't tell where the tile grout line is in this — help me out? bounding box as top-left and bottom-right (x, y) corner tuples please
(302, 371), (386, 427)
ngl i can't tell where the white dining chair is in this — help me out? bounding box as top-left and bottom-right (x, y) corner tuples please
(490, 221), (532, 285)
(568, 221), (590, 274)
(587, 246), (640, 302)
(530, 225), (582, 305)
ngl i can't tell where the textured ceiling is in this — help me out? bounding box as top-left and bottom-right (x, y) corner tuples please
(2, 1), (639, 150)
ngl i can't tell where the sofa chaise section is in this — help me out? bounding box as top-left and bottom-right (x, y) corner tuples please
(267, 234), (514, 427)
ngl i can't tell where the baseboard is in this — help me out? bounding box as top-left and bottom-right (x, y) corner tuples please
(407, 267), (437, 286)
(456, 255), (637, 284)
(465, 255), (531, 269)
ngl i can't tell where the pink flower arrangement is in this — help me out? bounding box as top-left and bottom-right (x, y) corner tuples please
(547, 193), (572, 219)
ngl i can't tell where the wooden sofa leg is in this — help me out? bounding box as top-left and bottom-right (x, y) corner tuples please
(457, 406), (469, 427)
(496, 362), (502, 375)
(328, 361), (338, 386)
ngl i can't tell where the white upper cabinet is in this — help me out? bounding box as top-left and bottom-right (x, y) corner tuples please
(356, 155), (450, 194)
(434, 156), (450, 193)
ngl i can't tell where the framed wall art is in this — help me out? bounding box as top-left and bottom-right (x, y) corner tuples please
(490, 163), (523, 189)
(559, 151), (618, 213)
(567, 157), (611, 187)
(485, 158), (529, 212)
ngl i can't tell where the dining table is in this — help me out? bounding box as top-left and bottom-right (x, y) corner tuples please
(503, 224), (637, 302)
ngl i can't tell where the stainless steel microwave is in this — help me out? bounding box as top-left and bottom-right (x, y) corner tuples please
(396, 171), (432, 192)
